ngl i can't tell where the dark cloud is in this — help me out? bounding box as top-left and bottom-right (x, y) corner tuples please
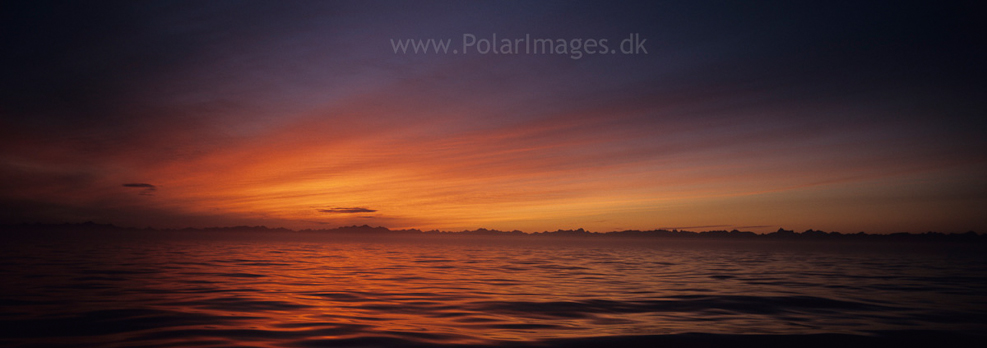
(123, 183), (156, 196)
(318, 207), (377, 214)
(122, 183), (156, 188)
(661, 225), (730, 231)
(736, 225), (774, 230)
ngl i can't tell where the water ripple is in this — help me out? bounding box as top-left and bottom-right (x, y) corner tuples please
(1, 237), (984, 347)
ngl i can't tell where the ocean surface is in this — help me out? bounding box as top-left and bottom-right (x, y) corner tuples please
(1, 231), (985, 347)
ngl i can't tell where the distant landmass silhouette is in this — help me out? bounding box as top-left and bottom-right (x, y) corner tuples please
(1, 222), (983, 243)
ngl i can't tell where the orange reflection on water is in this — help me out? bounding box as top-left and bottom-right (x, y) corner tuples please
(5, 232), (985, 347)
(120, 237), (699, 345)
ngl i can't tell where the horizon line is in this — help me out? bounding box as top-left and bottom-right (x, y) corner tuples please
(2, 221), (982, 237)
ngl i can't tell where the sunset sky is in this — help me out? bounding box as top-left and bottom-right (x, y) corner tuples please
(1, 1), (984, 233)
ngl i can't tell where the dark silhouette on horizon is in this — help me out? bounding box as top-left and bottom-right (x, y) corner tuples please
(2, 222), (983, 243)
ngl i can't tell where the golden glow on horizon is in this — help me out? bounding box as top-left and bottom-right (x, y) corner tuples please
(68, 104), (977, 234)
(1, 91), (982, 235)
(1, 69), (982, 234)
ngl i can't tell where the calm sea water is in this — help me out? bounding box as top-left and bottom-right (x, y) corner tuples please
(1, 231), (985, 347)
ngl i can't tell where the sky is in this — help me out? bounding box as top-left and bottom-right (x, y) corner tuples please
(1, 0), (985, 233)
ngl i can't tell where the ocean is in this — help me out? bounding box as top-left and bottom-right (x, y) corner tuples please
(1, 230), (985, 347)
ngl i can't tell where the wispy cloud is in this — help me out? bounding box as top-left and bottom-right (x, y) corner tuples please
(123, 183), (157, 196)
(736, 225), (774, 229)
(318, 207), (377, 214)
(660, 225), (731, 231)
